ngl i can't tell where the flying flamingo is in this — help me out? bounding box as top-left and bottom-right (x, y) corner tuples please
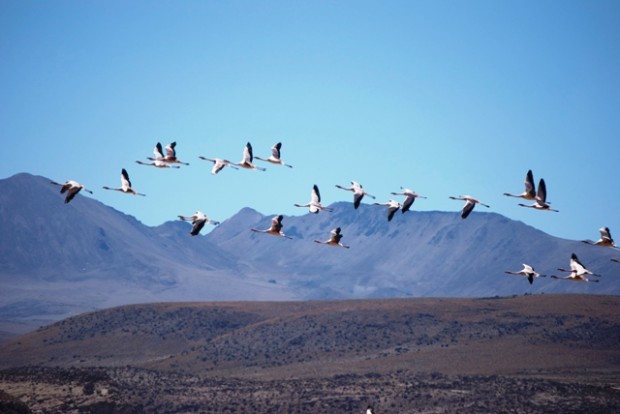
(449, 195), (490, 219)
(136, 158), (180, 169)
(147, 142), (166, 161)
(582, 227), (617, 248)
(518, 178), (558, 212)
(335, 181), (375, 209)
(102, 168), (146, 196)
(504, 264), (546, 285)
(503, 169), (537, 200)
(555, 253), (601, 278)
(255, 142), (293, 168)
(198, 156), (239, 175)
(251, 215), (292, 239)
(373, 200), (401, 221)
(163, 141), (190, 165)
(314, 227), (350, 249)
(390, 187), (427, 213)
(178, 211), (220, 236)
(50, 180), (93, 203)
(551, 273), (599, 283)
(235, 142), (266, 171)
(294, 184), (332, 213)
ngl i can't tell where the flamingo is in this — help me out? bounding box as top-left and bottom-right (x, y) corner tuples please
(518, 178), (558, 212)
(198, 156), (239, 175)
(163, 141), (190, 165)
(147, 142), (166, 161)
(555, 253), (601, 278)
(136, 159), (180, 169)
(235, 142), (266, 171)
(582, 227), (617, 248)
(314, 227), (350, 248)
(503, 169), (536, 200)
(294, 184), (332, 213)
(390, 187), (427, 213)
(50, 180), (93, 203)
(551, 273), (599, 283)
(335, 181), (375, 209)
(255, 142), (293, 168)
(449, 195), (490, 219)
(373, 200), (401, 221)
(102, 168), (146, 196)
(178, 211), (220, 236)
(504, 264), (546, 285)
(251, 215), (292, 239)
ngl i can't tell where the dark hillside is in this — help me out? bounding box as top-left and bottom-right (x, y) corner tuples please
(1, 295), (619, 413)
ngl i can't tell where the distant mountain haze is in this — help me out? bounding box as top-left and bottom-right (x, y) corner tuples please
(1, 172), (618, 337)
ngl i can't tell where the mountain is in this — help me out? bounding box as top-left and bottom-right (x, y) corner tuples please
(0, 173), (295, 337)
(207, 202), (620, 298)
(1, 172), (619, 337)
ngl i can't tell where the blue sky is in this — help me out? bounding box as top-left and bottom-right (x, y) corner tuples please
(2, 0), (619, 241)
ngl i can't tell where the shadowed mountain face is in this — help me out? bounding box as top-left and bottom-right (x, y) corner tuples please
(207, 201), (620, 299)
(1, 173), (619, 335)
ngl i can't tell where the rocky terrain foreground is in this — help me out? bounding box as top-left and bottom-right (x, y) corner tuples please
(1, 294), (619, 413)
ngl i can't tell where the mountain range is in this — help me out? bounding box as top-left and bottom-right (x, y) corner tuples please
(1, 172), (619, 337)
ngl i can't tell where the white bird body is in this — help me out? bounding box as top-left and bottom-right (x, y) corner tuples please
(366, 405), (375, 414)
(505, 264), (546, 285)
(178, 211), (220, 236)
(504, 169), (537, 200)
(294, 184), (332, 213)
(552, 253), (600, 282)
(102, 168), (146, 196)
(518, 178), (558, 212)
(391, 187), (427, 213)
(314, 227), (350, 248)
(147, 142), (189, 165)
(335, 181), (375, 209)
(136, 158), (180, 168)
(582, 227), (617, 248)
(236, 142), (266, 171)
(374, 199), (401, 221)
(449, 195), (490, 219)
(50, 180), (93, 203)
(551, 273), (599, 283)
(199, 156), (239, 174)
(255, 142), (293, 168)
(251, 215), (292, 239)
(164, 141), (189, 165)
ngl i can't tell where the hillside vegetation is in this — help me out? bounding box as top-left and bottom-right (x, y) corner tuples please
(1, 295), (619, 412)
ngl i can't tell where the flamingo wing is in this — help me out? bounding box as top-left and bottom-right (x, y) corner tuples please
(524, 169), (536, 198)
(154, 142), (165, 159)
(401, 195), (415, 213)
(536, 178), (547, 203)
(461, 200), (476, 219)
(165, 142), (177, 158)
(244, 142), (254, 163)
(190, 218), (207, 236)
(272, 142), (282, 160)
(121, 169), (132, 189)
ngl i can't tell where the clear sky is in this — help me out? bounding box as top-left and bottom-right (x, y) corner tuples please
(2, 0), (618, 241)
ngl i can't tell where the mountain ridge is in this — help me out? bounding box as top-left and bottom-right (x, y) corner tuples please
(1, 172), (619, 337)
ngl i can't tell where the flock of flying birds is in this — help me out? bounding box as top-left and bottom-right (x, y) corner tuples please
(50, 141), (618, 286)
